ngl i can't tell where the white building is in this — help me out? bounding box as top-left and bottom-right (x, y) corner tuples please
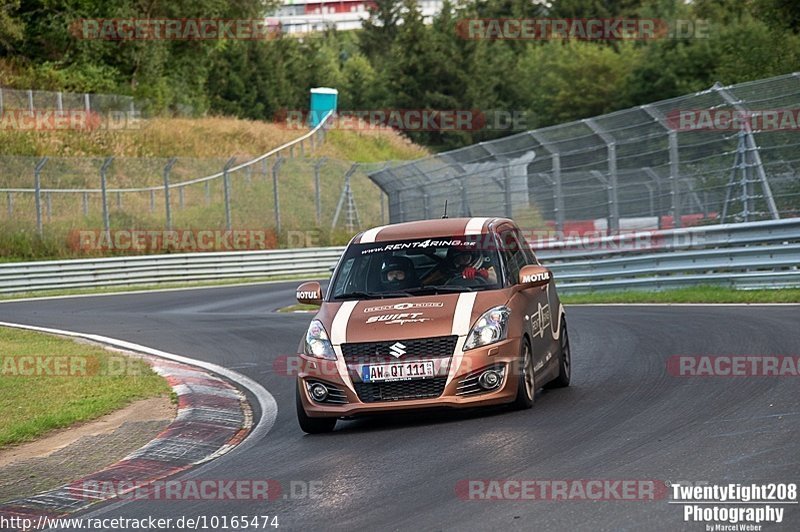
(269, 1), (446, 34)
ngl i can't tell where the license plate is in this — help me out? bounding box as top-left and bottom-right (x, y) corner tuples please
(362, 361), (435, 383)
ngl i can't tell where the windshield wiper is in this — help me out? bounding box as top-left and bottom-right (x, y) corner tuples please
(332, 290), (411, 300)
(404, 285), (476, 295)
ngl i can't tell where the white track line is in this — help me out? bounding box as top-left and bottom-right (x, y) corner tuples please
(0, 319), (278, 523)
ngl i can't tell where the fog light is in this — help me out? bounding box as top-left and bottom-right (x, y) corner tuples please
(478, 370), (502, 390)
(309, 383), (329, 402)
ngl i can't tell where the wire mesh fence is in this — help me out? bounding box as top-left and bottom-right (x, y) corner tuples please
(0, 87), (140, 115)
(368, 73), (800, 235)
(0, 154), (393, 252)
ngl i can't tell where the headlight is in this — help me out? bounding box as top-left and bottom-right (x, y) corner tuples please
(304, 319), (336, 360)
(464, 306), (510, 350)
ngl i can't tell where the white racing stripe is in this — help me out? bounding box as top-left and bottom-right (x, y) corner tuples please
(446, 292), (478, 386)
(464, 217), (490, 235)
(359, 225), (386, 243)
(329, 300), (359, 393)
(330, 300), (358, 344)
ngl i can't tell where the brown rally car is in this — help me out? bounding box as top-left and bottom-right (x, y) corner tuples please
(294, 217), (571, 433)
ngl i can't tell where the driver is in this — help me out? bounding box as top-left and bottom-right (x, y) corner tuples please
(381, 256), (417, 290)
(447, 249), (497, 283)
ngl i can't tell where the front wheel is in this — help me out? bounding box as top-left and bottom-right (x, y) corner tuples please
(511, 339), (535, 410)
(545, 317), (571, 389)
(296, 384), (337, 434)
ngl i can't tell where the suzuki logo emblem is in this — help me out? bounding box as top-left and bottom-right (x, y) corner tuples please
(389, 342), (406, 358)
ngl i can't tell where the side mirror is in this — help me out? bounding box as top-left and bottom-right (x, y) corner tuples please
(518, 265), (552, 289)
(296, 281), (323, 306)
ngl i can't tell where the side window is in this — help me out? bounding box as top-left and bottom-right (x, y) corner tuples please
(515, 230), (538, 265)
(499, 230), (524, 284)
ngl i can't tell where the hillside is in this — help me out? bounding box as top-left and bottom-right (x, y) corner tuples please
(0, 117), (429, 260)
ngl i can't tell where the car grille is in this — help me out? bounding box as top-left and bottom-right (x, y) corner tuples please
(342, 335), (457, 364)
(353, 377), (447, 403)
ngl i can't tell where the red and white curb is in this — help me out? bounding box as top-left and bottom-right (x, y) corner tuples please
(0, 322), (277, 527)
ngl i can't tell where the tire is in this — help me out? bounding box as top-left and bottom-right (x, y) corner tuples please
(296, 383), (337, 434)
(545, 317), (571, 389)
(511, 339), (535, 410)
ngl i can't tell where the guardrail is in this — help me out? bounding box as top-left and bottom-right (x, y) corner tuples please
(0, 219), (798, 294)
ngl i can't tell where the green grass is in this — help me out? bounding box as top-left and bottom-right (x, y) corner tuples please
(561, 286), (800, 304)
(0, 116), (430, 262)
(277, 303), (320, 313)
(0, 327), (171, 447)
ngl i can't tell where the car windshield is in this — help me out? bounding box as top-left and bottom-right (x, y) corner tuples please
(330, 236), (503, 300)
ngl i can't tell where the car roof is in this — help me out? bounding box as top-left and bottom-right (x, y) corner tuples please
(352, 217), (514, 244)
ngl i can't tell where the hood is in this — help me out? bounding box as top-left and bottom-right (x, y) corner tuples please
(318, 291), (511, 345)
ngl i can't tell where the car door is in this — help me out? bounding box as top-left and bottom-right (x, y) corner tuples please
(498, 227), (551, 376)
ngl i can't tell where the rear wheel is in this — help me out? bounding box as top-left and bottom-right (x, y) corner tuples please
(511, 339), (535, 410)
(296, 383), (337, 434)
(546, 317), (571, 389)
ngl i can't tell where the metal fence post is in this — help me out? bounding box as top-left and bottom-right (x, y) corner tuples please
(84, 93), (91, 113)
(163, 158), (176, 231)
(668, 131), (681, 228)
(34, 157), (48, 236)
(272, 157), (285, 234)
(56, 92), (63, 113)
(642, 105), (682, 228)
(585, 119), (619, 233)
(0, 88), (4, 115)
(150, 190), (155, 212)
(100, 157), (114, 236)
(27, 89), (34, 113)
(46, 192), (52, 221)
(223, 157), (237, 231)
(314, 158), (326, 224)
(502, 166), (512, 218)
(715, 83), (779, 220)
(529, 131), (564, 233)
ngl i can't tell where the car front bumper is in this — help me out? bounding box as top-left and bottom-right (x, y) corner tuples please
(296, 337), (522, 418)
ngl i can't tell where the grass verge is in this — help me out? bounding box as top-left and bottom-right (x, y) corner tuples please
(0, 327), (171, 447)
(561, 286), (800, 304)
(277, 303), (320, 313)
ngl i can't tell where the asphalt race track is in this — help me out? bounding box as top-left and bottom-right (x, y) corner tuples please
(1, 283), (798, 531)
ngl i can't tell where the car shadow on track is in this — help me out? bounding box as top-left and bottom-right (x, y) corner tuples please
(305, 389), (566, 436)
